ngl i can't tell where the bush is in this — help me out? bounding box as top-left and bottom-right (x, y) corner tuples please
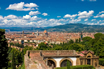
(56, 65), (95, 69)
(99, 58), (104, 66)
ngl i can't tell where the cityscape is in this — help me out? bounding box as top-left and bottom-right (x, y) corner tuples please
(0, 0), (104, 69)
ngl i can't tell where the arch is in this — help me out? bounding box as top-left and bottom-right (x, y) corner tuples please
(60, 58), (73, 67)
(47, 58), (57, 67)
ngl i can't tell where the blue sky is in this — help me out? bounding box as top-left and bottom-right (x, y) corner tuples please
(0, 0), (104, 27)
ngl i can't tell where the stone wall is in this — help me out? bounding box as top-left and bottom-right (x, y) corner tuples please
(24, 50), (53, 69)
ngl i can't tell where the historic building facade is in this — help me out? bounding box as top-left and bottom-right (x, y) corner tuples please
(24, 50), (99, 69)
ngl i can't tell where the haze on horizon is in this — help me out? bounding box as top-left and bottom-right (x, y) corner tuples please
(0, 0), (104, 27)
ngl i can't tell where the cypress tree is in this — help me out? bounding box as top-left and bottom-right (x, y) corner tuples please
(0, 29), (8, 69)
(67, 60), (71, 69)
(11, 49), (16, 69)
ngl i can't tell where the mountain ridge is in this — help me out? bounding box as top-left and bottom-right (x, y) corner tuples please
(1, 23), (104, 32)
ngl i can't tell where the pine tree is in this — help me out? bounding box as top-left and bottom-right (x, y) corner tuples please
(0, 29), (8, 69)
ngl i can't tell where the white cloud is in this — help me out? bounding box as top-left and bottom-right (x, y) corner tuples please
(81, 0), (96, 1)
(91, 19), (96, 21)
(94, 14), (104, 18)
(99, 11), (104, 14)
(64, 14), (77, 19)
(89, 0), (96, 1)
(78, 10), (94, 19)
(24, 3), (38, 7)
(4, 15), (17, 19)
(0, 7), (1, 9)
(23, 15), (31, 19)
(29, 11), (41, 15)
(31, 16), (40, 20)
(84, 19), (88, 21)
(81, 0), (84, 1)
(42, 13), (48, 16)
(0, 16), (3, 19)
(6, 2), (38, 11)
(57, 16), (61, 18)
(69, 18), (81, 23)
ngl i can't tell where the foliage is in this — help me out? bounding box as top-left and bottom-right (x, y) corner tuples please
(18, 62), (25, 69)
(99, 58), (104, 66)
(67, 60), (70, 69)
(0, 29), (8, 69)
(37, 42), (48, 50)
(56, 65), (95, 69)
(11, 49), (16, 69)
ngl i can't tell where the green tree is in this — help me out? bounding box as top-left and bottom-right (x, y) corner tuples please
(69, 39), (74, 44)
(37, 42), (48, 50)
(94, 33), (103, 40)
(0, 29), (8, 69)
(67, 60), (71, 69)
(11, 49), (16, 69)
(69, 43), (83, 51)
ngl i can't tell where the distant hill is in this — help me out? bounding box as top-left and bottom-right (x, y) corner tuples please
(46, 23), (104, 32)
(1, 23), (104, 32)
(0, 27), (45, 32)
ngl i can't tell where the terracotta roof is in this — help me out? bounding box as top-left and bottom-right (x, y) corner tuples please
(29, 50), (79, 57)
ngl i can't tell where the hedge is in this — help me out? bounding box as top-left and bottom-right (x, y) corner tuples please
(99, 58), (104, 66)
(56, 65), (95, 69)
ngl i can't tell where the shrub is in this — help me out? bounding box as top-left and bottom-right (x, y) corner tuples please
(56, 65), (95, 69)
(99, 58), (104, 66)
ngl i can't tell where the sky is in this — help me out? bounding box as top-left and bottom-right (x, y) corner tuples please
(0, 0), (104, 27)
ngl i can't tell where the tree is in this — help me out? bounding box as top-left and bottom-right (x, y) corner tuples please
(69, 43), (83, 51)
(11, 49), (16, 69)
(67, 60), (71, 69)
(69, 39), (74, 44)
(37, 42), (48, 50)
(94, 33), (103, 40)
(75, 39), (79, 43)
(0, 29), (8, 69)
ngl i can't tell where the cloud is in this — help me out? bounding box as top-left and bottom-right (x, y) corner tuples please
(99, 11), (104, 14)
(4, 15), (17, 19)
(57, 16), (61, 18)
(69, 18), (81, 23)
(29, 11), (41, 15)
(0, 7), (1, 9)
(23, 15), (31, 19)
(31, 16), (41, 20)
(94, 14), (104, 18)
(91, 19), (96, 21)
(6, 2), (38, 11)
(42, 13), (48, 16)
(81, 0), (84, 1)
(0, 16), (3, 19)
(84, 19), (88, 21)
(64, 14), (77, 19)
(78, 10), (94, 19)
(89, 0), (96, 1)
(81, 0), (96, 1)
(24, 3), (38, 7)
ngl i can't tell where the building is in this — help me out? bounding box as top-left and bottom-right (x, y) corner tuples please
(24, 50), (99, 69)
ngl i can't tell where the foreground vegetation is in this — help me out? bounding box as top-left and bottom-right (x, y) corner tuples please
(56, 65), (95, 69)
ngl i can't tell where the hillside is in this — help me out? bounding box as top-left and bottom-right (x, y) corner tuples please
(46, 23), (104, 32)
(1, 23), (104, 32)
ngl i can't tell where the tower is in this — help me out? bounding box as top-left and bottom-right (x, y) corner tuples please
(80, 31), (83, 40)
